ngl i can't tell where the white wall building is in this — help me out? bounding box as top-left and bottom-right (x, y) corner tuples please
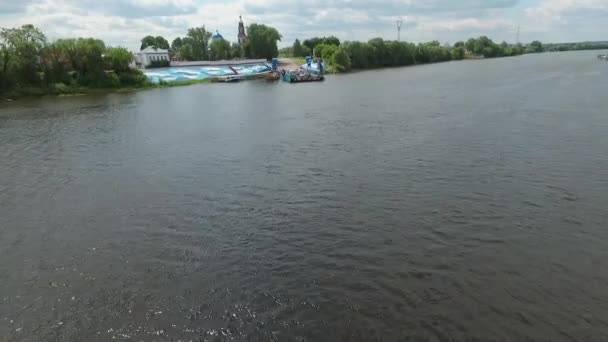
(135, 47), (170, 68)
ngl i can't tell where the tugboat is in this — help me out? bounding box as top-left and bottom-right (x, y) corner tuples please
(281, 69), (324, 83)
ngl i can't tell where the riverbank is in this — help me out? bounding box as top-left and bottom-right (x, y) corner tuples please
(1, 78), (214, 102)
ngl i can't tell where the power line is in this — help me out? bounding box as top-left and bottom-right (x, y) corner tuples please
(396, 19), (403, 41)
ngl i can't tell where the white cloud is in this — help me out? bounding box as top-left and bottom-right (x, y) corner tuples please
(0, 0), (604, 51)
(520, 0), (608, 40)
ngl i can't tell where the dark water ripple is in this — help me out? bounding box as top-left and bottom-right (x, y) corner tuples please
(1, 51), (608, 341)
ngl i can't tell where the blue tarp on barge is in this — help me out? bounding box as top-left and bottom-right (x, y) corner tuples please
(144, 64), (271, 83)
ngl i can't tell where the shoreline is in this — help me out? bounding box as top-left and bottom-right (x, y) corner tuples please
(4, 50), (601, 102)
(0, 79), (214, 102)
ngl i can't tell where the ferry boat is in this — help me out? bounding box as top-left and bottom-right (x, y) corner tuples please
(281, 70), (324, 83)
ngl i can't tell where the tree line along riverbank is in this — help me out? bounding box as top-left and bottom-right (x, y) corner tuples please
(1, 22), (603, 100)
(0, 23), (286, 100)
(282, 36), (545, 72)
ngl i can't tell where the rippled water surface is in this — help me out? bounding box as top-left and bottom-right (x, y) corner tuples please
(1, 51), (608, 341)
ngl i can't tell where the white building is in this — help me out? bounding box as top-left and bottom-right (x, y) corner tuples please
(135, 47), (170, 68)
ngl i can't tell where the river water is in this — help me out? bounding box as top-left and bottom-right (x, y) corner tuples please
(1, 51), (608, 341)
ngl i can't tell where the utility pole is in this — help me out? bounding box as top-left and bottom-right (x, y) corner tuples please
(516, 25), (520, 44)
(396, 19), (403, 41)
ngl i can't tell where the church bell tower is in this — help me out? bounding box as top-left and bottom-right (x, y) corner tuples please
(237, 15), (248, 46)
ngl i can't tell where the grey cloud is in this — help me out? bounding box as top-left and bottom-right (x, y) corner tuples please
(246, 0), (519, 16)
(65, 0), (196, 18)
(0, 0), (35, 15)
(244, 0), (519, 42)
(408, 0), (518, 13)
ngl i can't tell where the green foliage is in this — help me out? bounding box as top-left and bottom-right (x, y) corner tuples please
(342, 41), (371, 69)
(177, 43), (193, 60)
(118, 69), (148, 86)
(148, 60), (170, 68)
(461, 36), (526, 58)
(105, 47), (133, 72)
(528, 40), (544, 53)
(330, 46), (351, 72)
(140, 35), (169, 50)
(185, 27), (212, 60)
(173, 27), (213, 61)
(323, 36), (340, 46)
(292, 39), (306, 57)
(313, 43), (338, 59)
(451, 46), (465, 60)
(302, 36), (341, 56)
(154, 36), (170, 50)
(0, 24), (46, 87)
(209, 38), (231, 61)
(105, 72), (120, 88)
(171, 37), (183, 51)
(245, 23), (282, 60)
(51, 82), (70, 94)
(322, 44), (338, 60)
(140, 36), (156, 50)
(341, 38), (446, 70)
(278, 47), (293, 57)
(230, 43), (243, 59)
(302, 37), (323, 55)
(544, 41), (608, 51)
(0, 24), (152, 97)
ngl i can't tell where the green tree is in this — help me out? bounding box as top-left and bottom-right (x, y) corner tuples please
(292, 39), (305, 57)
(0, 24), (46, 86)
(368, 38), (390, 66)
(385, 41), (415, 66)
(209, 38), (231, 61)
(465, 38), (476, 52)
(452, 46), (465, 60)
(302, 37), (324, 55)
(312, 44), (322, 57)
(140, 35), (156, 50)
(154, 36), (170, 50)
(529, 40), (543, 53)
(0, 42), (14, 92)
(230, 42), (243, 59)
(40, 41), (70, 85)
(513, 43), (525, 56)
(186, 26), (212, 60)
(279, 46), (293, 57)
(178, 43), (194, 60)
(322, 36), (340, 46)
(52, 38), (105, 85)
(0, 24), (152, 95)
(343, 41), (372, 69)
(105, 47), (133, 72)
(320, 44), (338, 60)
(75, 38), (106, 86)
(246, 23), (282, 60)
(171, 37), (183, 51)
(330, 46), (351, 72)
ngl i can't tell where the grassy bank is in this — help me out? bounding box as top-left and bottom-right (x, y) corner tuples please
(1, 78), (216, 101)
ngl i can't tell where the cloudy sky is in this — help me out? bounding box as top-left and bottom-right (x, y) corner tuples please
(1, 0), (606, 50)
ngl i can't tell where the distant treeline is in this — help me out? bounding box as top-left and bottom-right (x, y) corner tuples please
(543, 41), (608, 52)
(142, 24), (282, 62)
(0, 24), (148, 98)
(281, 36), (533, 72)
